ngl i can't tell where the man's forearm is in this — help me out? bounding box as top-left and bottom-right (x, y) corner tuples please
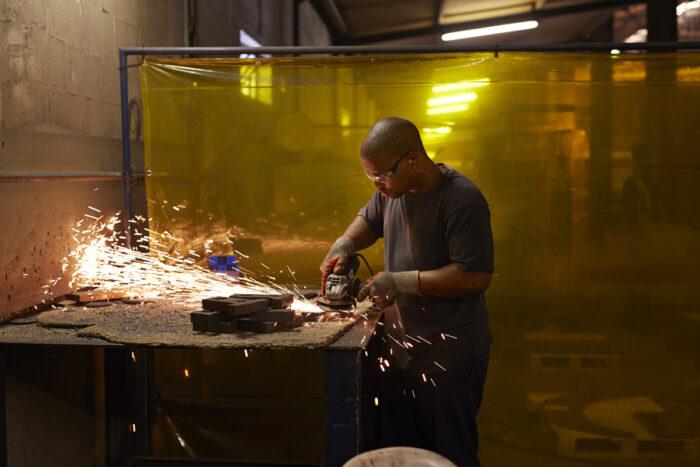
(342, 216), (377, 251)
(419, 263), (492, 297)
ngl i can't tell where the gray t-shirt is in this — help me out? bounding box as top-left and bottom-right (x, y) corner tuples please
(359, 164), (493, 376)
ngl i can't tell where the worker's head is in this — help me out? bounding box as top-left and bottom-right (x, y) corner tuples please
(360, 117), (431, 198)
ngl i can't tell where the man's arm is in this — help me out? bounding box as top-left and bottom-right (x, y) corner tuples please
(342, 216), (377, 251)
(419, 263), (492, 297)
(356, 264), (491, 305)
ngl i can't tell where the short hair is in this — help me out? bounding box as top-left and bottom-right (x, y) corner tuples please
(361, 117), (425, 160)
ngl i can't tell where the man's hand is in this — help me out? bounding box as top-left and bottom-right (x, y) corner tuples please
(320, 236), (355, 295)
(357, 270), (420, 308)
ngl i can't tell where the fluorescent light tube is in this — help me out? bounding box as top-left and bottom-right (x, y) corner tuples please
(442, 20), (539, 41)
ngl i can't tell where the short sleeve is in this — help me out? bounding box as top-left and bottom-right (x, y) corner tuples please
(358, 191), (385, 239)
(445, 204), (494, 273)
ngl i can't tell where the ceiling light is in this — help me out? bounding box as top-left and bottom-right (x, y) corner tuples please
(610, 49), (621, 55)
(442, 20), (539, 42)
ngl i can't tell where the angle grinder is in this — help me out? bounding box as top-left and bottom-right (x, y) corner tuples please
(317, 254), (364, 310)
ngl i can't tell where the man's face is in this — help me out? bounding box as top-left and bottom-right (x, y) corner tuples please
(361, 151), (412, 198)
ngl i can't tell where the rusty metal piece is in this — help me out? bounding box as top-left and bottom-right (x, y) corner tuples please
(55, 300), (77, 307)
(66, 290), (125, 303)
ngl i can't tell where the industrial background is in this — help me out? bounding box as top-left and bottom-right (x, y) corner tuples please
(1, 0), (699, 466)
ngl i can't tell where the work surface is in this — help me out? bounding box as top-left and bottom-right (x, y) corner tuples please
(0, 298), (375, 349)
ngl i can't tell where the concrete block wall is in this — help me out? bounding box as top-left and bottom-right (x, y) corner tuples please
(0, 1), (330, 465)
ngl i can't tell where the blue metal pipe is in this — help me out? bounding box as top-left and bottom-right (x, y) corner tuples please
(119, 42), (700, 57)
(119, 49), (133, 249)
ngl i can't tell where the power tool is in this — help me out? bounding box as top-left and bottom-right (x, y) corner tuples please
(317, 254), (363, 310)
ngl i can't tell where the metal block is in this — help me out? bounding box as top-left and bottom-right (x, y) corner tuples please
(201, 297), (269, 316)
(192, 321), (216, 333)
(216, 321), (235, 333)
(236, 318), (277, 333)
(246, 309), (299, 322)
(229, 293), (293, 309)
(237, 316), (305, 333)
(189, 310), (224, 327)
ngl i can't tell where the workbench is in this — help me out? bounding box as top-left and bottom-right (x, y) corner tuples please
(0, 299), (382, 466)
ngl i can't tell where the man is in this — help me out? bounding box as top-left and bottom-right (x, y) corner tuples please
(320, 117), (493, 466)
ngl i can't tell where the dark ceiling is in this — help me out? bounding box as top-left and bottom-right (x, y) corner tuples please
(310, 0), (648, 45)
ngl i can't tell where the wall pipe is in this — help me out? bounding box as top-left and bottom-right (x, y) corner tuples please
(0, 172), (146, 183)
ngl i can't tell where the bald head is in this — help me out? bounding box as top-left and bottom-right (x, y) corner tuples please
(361, 117), (425, 163)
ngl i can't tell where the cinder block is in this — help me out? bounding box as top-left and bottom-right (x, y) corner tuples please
(100, 0), (127, 21)
(49, 93), (88, 135)
(2, 0), (47, 28)
(97, 57), (120, 104)
(48, 0), (86, 48)
(86, 100), (120, 138)
(26, 33), (68, 91)
(0, 23), (28, 82)
(115, 18), (138, 51)
(84, 3), (114, 58)
(65, 47), (100, 99)
(3, 83), (50, 129)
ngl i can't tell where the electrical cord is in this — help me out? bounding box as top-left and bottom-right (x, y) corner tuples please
(355, 253), (374, 276)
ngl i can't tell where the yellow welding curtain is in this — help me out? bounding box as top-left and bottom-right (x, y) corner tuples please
(140, 53), (700, 297)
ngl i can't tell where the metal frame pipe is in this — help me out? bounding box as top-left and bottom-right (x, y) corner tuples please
(119, 49), (133, 248)
(119, 42), (700, 56)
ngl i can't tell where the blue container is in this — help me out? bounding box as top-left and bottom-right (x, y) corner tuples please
(208, 255), (239, 277)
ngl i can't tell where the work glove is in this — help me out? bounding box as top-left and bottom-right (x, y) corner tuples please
(357, 270), (420, 308)
(320, 236), (355, 295)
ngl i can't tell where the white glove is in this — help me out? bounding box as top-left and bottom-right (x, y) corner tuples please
(357, 271), (420, 308)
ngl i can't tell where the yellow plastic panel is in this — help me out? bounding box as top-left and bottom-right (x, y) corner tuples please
(140, 52), (700, 463)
